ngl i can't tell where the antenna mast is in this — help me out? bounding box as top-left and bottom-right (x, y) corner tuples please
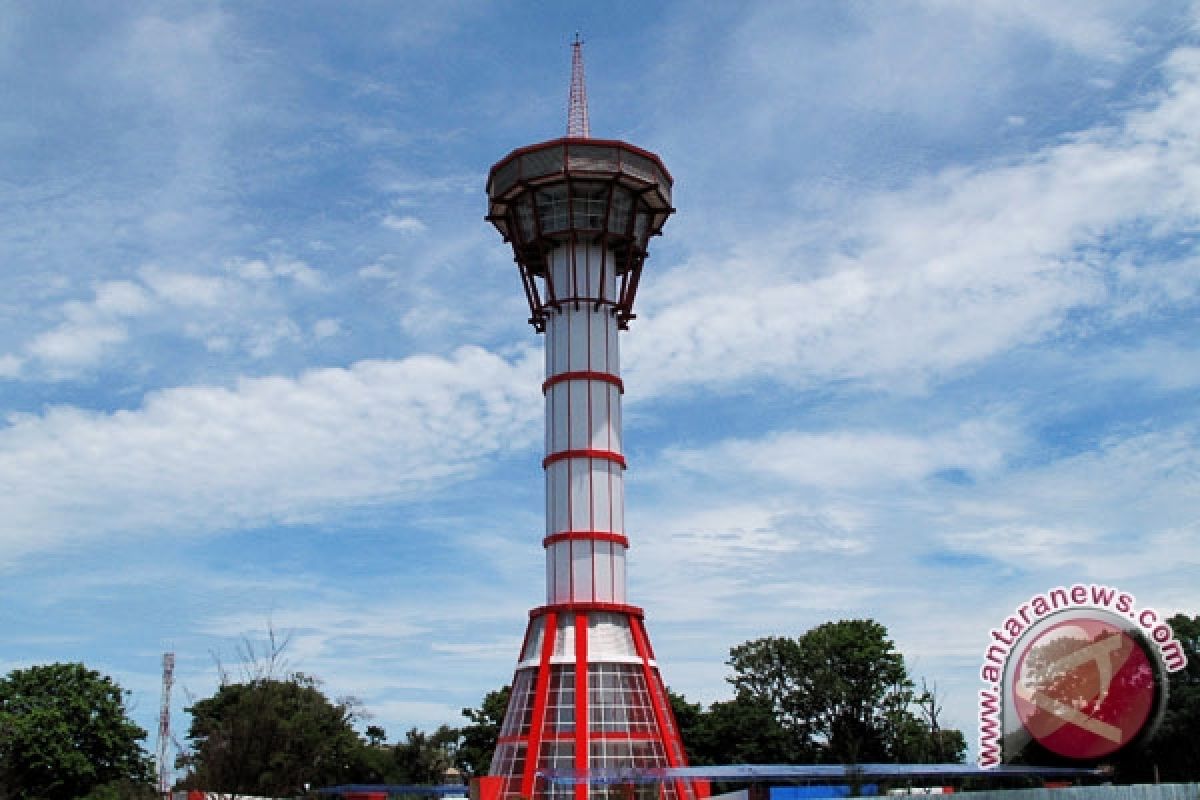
(157, 652), (175, 799)
(567, 33), (590, 138)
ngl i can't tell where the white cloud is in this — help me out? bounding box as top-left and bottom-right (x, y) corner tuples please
(0, 354), (21, 378)
(624, 421), (1200, 739)
(245, 318), (302, 358)
(939, 425), (1200, 579)
(661, 418), (1018, 490)
(382, 214), (427, 234)
(923, 0), (1139, 61)
(1088, 339), (1200, 390)
(358, 264), (396, 281)
(28, 322), (128, 368)
(230, 258), (323, 289)
(0, 345), (541, 565)
(23, 279), (159, 373)
(629, 44), (1200, 397)
(140, 267), (230, 308)
(118, 12), (231, 108)
(93, 280), (153, 316)
(313, 318), (341, 340)
(11, 261), (346, 378)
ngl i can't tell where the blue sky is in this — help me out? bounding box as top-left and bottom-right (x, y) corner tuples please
(2, 0), (1199, 766)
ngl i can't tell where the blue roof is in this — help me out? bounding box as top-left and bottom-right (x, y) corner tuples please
(536, 764), (1105, 785)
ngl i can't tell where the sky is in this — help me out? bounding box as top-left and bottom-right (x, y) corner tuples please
(2, 0), (1199, 769)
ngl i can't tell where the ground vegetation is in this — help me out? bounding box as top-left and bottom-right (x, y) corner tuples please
(0, 662), (154, 800)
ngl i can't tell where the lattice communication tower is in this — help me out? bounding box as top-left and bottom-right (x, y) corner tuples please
(157, 652), (175, 798)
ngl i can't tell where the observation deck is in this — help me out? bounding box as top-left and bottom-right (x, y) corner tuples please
(485, 137), (674, 330)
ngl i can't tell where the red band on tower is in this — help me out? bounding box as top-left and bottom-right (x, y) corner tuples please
(542, 370), (624, 394)
(542, 449), (627, 470)
(543, 531), (630, 549)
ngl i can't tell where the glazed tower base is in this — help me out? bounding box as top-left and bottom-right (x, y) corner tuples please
(490, 605), (695, 800)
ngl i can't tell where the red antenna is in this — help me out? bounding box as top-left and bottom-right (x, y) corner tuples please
(567, 32), (590, 138)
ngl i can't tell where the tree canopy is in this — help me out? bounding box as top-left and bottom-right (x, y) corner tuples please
(1112, 613), (1200, 781)
(179, 673), (364, 796)
(0, 662), (153, 800)
(1151, 614), (1200, 778)
(670, 690), (793, 766)
(726, 620), (965, 764)
(458, 685), (511, 778)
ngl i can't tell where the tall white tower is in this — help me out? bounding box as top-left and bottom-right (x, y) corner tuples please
(483, 39), (698, 800)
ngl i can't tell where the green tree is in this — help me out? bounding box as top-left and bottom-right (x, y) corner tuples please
(458, 685), (510, 777)
(1113, 613), (1200, 781)
(671, 690), (793, 766)
(179, 673), (364, 796)
(729, 620), (964, 764)
(1150, 613), (1200, 780)
(365, 725), (388, 748)
(391, 726), (461, 784)
(0, 662), (153, 800)
(726, 635), (822, 761)
(353, 726), (394, 784)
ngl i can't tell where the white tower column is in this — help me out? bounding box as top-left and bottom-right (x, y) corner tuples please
(543, 243), (627, 606)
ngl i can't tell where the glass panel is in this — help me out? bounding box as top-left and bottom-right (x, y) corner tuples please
(517, 195), (536, 240)
(499, 668), (537, 737)
(608, 187), (633, 234)
(488, 741), (527, 799)
(522, 618), (546, 663)
(537, 186), (569, 233)
(544, 665), (575, 733)
(538, 741), (575, 800)
(571, 182), (609, 230)
(633, 212), (648, 246)
(587, 664), (655, 733)
(588, 740), (675, 800)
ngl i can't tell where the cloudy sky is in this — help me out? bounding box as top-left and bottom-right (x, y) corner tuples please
(3, 0), (1199, 766)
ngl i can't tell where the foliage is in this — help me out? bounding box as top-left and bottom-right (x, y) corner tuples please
(0, 662), (154, 800)
(458, 685), (511, 777)
(671, 690), (793, 765)
(391, 725), (461, 783)
(1114, 613), (1200, 781)
(365, 725), (388, 747)
(347, 724), (464, 785)
(179, 673), (364, 796)
(1150, 613), (1200, 779)
(726, 620), (965, 764)
(78, 777), (160, 800)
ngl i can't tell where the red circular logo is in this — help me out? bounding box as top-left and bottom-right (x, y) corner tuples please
(1011, 616), (1158, 759)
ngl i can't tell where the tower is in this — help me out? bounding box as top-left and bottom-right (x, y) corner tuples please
(157, 651), (175, 799)
(484, 40), (696, 800)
